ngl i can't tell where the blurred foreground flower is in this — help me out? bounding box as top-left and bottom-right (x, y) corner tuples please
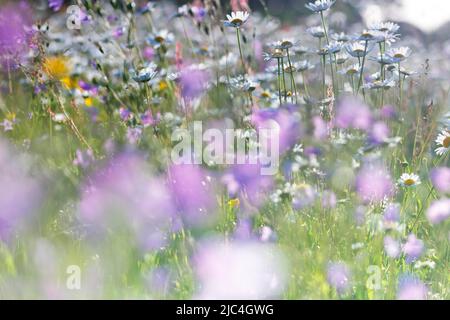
(78, 153), (175, 250)
(355, 164), (394, 203)
(426, 199), (450, 225)
(193, 240), (287, 299)
(327, 262), (351, 295)
(0, 140), (42, 240)
(397, 275), (428, 300)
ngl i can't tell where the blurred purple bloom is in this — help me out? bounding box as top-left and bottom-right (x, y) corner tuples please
(143, 47), (155, 60)
(327, 262), (351, 295)
(335, 96), (373, 131)
(403, 234), (424, 264)
(383, 203), (400, 229)
(430, 167), (450, 194)
(259, 226), (277, 243)
(384, 236), (401, 258)
(233, 218), (253, 240)
(78, 153), (175, 250)
(193, 240), (287, 299)
(251, 104), (303, 154)
(397, 275), (428, 300)
(380, 105), (397, 120)
(179, 67), (209, 100)
(426, 198), (450, 225)
(169, 164), (217, 226)
(0, 140), (42, 240)
(224, 162), (274, 209)
(141, 110), (161, 127)
(313, 116), (328, 140)
(73, 149), (95, 169)
(0, 2), (31, 67)
(369, 121), (390, 145)
(48, 0), (63, 11)
(126, 127), (143, 145)
(355, 164), (394, 203)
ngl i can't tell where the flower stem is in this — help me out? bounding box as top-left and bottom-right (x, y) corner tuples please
(286, 48), (298, 103)
(281, 57), (287, 102)
(236, 28), (246, 74)
(277, 58), (282, 106)
(357, 40), (368, 95)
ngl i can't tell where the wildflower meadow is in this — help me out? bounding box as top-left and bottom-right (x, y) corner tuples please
(0, 0), (449, 301)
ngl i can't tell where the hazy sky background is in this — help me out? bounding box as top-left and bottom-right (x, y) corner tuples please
(364, 0), (450, 32)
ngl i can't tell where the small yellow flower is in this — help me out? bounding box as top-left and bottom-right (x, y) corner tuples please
(228, 198), (240, 209)
(84, 97), (93, 107)
(43, 56), (71, 80)
(6, 112), (16, 122)
(158, 80), (168, 91)
(61, 76), (79, 90)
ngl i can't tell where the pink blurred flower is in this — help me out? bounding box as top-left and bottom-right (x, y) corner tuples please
(179, 67), (209, 100)
(430, 167), (450, 194)
(193, 239), (287, 299)
(0, 140), (42, 240)
(251, 104), (303, 154)
(169, 164), (217, 226)
(335, 96), (373, 131)
(355, 164), (394, 203)
(403, 234), (424, 264)
(327, 262), (351, 295)
(313, 116), (328, 140)
(369, 121), (390, 145)
(397, 275), (428, 300)
(78, 153), (175, 250)
(384, 236), (401, 258)
(426, 198), (450, 225)
(0, 2), (32, 68)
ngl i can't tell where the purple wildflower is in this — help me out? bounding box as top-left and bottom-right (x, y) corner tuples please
(403, 234), (424, 264)
(355, 164), (394, 203)
(397, 275), (428, 300)
(426, 198), (450, 225)
(335, 96), (373, 131)
(430, 167), (450, 194)
(48, 0), (63, 12)
(327, 262), (351, 295)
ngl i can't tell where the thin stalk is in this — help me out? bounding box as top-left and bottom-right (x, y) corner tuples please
(320, 11), (337, 96)
(236, 27), (246, 74)
(277, 58), (282, 106)
(281, 57), (287, 102)
(357, 40), (368, 94)
(286, 48), (298, 103)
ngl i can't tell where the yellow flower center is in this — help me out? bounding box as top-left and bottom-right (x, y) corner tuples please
(231, 18), (243, 25)
(404, 179), (415, 186)
(443, 136), (450, 148)
(155, 36), (165, 43)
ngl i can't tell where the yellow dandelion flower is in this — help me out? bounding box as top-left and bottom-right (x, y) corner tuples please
(158, 80), (168, 91)
(43, 56), (71, 80)
(228, 198), (240, 209)
(84, 97), (93, 107)
(61, 76), (79, 90)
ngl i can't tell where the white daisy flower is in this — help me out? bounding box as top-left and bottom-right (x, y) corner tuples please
(223, 11), (250, 28)
(398, 173), (421, 187)
(435, 130), (450, 156)
(305, 0), (336, 13)
(369, 21), (400, 33)
(386, 47), (412, 63)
